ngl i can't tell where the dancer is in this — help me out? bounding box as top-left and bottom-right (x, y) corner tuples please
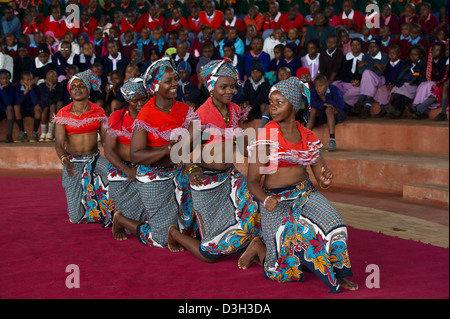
(167, 59), (261, 263)
(242, 76), (358, 293)
(111, 57), (198, 248)
(104, 78), (149, 240)
(53, 70), (114, 227)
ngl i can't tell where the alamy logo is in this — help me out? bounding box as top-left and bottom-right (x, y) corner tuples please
(365, 4), (380, 29)
(65, 4), (80, 29)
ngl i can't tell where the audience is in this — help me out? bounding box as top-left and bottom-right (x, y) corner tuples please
(0, 0), (449, 144)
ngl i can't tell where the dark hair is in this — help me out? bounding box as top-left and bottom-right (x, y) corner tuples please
(407, 44), (426, 58)
(314, 74), (328, 84)
(388, 44), (401, 54)
(307, 38), (321, 49)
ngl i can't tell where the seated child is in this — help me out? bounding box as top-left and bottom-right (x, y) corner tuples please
(243, 57), (271, 124)
(370, 44), (405, 118)
(399, 22), (412, 60)
(300, 38), (320, 81)
(379, 25), (398, 55)
(354, 38), (388, 117)
(279, 42), (302, 77)
(175, 61), (201, 109)
(385, 44), (427, 119)
(268, 44), (285, 80)
(333, 38), (364, 113)
(307, 74), (348, 152)
(411, 41), (448, 119)
(13, 71), (40, 142)
(37, 70), (64, 141)
(0, 69), (15, 143)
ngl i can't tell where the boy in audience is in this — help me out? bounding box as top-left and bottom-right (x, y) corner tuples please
(13, 71), (40, 142)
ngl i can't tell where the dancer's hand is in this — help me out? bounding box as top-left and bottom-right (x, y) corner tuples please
(264, 196), (280, 212)
(189, 166), (204, 187)
(320, 166), (334, 187)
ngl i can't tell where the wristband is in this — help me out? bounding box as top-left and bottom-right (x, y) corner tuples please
(60, 155), (69, 164)
(263, 195), (273, 208)
(188, 165), (199, 174)
(319, 181), (330, 190)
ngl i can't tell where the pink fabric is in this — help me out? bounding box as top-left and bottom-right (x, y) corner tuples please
(360, 70), (386, 97)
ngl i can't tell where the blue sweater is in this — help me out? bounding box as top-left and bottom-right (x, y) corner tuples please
(310, 84), (347, 112)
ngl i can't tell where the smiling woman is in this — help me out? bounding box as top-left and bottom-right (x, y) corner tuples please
(52, 69), (114, 228)
(167, 59), (261, 265)
(110, 57), (199, 249)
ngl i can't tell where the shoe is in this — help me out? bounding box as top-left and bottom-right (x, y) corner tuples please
(30, 131), (39, 142)
(39, 133), (46, 142)
(351, 100), (364, 115)
(411, 112), (427, 120)
(5, 135), (13, 143)
(360, 109), (371, 119)
(374, 110), (386, 118)
(44, 132), (53, 142)
(433, 113), (447, 121)
(14, 131), (28, 143)
(326, 139), (337, 152)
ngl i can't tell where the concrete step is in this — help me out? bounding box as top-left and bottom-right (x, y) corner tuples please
(403, 183), (449, 207)
(235, 148), (449, 194)
(243, 116), (449, 155)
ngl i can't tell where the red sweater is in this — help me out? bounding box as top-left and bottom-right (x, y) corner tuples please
(199, 10), (224, 30)
(281, 14), (304, 34)
(336, 10), (363, 32)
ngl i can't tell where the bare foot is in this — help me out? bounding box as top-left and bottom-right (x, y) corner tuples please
(338, 278), (359, 291)
(167, 225), (185, 252)
(112, 210), (127, 241)
(238, 237), (263, 270)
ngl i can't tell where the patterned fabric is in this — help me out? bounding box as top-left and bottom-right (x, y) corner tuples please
(136, 164), (197, 247)
(190, 166), (261, 259)
(200, 58), (242, 93)
(120, 77), (147, 100)
(270, 76), (311, 112)
(261, 179), (352, 293)
(62, 151), (114, 227)
(107, 162), (147, 222)
(143, 56), (177, 95)
(247, 120), (323, 174)
(68, 69), (101, 93)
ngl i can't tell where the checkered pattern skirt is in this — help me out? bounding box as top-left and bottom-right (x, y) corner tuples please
(107, 162), (146, 222)
(62, 151), (114, 227)
(135, 164), (197, 247)
(261, 179), (353, 293)
(190, 166), (261, 259)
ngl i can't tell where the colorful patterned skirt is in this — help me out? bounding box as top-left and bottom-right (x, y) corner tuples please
(190, 166), (261, 259)
(107, 162), (146, 222)
(135, 164), (196, 248)
(261, 179), (353, 293)
(62, 151), (114, 227)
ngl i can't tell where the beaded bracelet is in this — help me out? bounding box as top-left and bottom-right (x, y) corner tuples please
(188, 165), (199, 174)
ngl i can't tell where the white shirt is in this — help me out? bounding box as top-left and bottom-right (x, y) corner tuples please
(108, 52), (122, 71)
(346, 52), (363, 74)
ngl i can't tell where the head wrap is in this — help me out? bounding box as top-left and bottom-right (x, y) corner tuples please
(200, 58), (241, 93)
(269, 76), (310, 112)
(68, 70), (101, 93)
(120, 77), (147, 100)
(143, 56), (177, 95)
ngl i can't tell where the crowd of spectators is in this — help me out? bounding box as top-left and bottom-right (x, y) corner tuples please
(0, 0), (448, 148)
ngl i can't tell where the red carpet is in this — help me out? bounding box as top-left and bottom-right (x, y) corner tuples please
(0, 176), (448, 299)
